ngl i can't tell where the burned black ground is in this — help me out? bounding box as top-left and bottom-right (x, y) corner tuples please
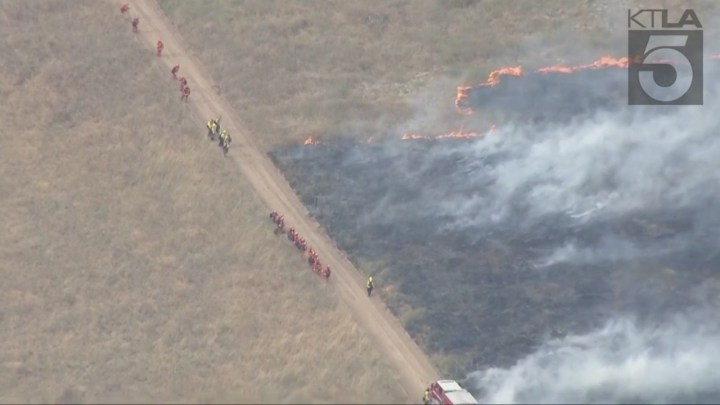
(469, 68), (628, 125)
(270, 136), (720, 377)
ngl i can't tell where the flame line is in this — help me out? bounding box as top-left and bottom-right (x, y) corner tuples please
(456, 53), (720, 114)
(302, 125), (497, 146)
(303, 52), (720, 147)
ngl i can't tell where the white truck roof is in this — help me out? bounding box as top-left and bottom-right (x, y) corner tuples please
(444, 390), (479, 404)
(436, 380), (478, 404)
(437, 380), (464, 391)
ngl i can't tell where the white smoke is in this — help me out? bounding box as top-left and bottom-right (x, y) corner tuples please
(535, 239), (643, 268)
(429, 99), (720, 230)
(533, 231), (699, 268)
(350, 70), (720, 236)
(469, 314), (720, 404)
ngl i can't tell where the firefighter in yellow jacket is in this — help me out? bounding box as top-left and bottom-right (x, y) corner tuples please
(207, 119), (217, 140)
(366, 276), (374, 297)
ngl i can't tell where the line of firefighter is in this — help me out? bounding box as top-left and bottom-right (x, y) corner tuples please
(120, 4), (368, 290)
(120, 3), (191, 103)
(117, 5), (400, 396)
(121, 3), (233, 157)
(268, 211), (376, 297)
(269, 211), (332, 280)
(167, 47), (191, 103)
(119, 3), (388, 394)
(206, 118), (232, 156)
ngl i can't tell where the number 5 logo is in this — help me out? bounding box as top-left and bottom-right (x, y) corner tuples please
(628, 30), (702, 105)
(638, 35), (693, 102)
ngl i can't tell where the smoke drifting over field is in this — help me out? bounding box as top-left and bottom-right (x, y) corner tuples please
(457, 85), (720, 401)
(470, 313), (720, 404)
(271, 59), (720, 402)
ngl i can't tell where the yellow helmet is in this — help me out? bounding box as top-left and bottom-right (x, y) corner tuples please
(368, 276), (373, 282)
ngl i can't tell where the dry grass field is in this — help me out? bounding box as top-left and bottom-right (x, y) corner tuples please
(157, 0), (630, 150)
(0, 1), (404, 403)
(159, 0), (720, 151)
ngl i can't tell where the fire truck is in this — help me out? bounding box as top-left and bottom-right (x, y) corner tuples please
(427, 380), (479, 405)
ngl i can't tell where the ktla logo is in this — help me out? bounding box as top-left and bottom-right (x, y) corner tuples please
(628, 9), (703, 105)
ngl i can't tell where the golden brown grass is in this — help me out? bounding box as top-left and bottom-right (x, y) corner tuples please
(0, 1), (404, 403)
(156, 0), (621, 150)
(158, 0), (720, 151)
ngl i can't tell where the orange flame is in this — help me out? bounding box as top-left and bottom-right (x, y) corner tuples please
(454, 66), (522, 113)
(401, 126), (495, 141)
(454, 53), (720, 114)
(401, 133), (430, 141)
(300, 127), (495, 145)
(455, 86), (474, 115)
(485, 66), (523, 86)
(304, 135), (320, 145)
(537, 56), (634, 74)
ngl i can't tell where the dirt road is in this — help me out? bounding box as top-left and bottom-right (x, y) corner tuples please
(122, 0), (440, 401)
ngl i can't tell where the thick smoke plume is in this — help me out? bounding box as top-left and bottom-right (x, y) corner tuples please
(469, 313), (720, 404)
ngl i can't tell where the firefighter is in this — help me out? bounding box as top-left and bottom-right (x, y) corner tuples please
(366, 276), (374, 297)
(207, 119), (217, 140)
(423, 388), (430, 405)
(181, 86), (190, 102)
(275, 215), (284, 234)
(156, 40), (164, 57)
(132, 17), (139, 33)
(219, 129), (230, 149)
(120, 3), (129, 15)
(222, 132), (231, 156)
(171, 65), (180, 79)
(211, 119), (218, 139)
(219, 129), (228, 146)
(308, 248), (316, 265)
